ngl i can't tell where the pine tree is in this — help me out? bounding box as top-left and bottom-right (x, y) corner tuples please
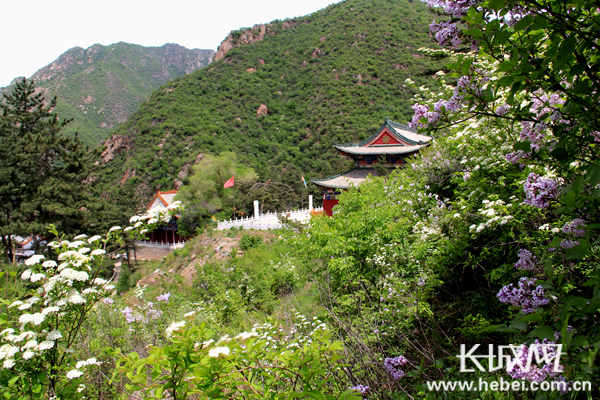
(0, 79), (98, 261)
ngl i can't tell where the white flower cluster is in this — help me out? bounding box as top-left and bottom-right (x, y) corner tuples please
(3, 206), (181, 378)
(0, 327), (63, 367)
(366, 242), (400, 269)
(470, 199), (514, 233)
(413, 221), (442, 241)
(165, 321), (187, 339)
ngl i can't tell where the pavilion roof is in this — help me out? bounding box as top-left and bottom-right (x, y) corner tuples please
(147, 190), (179, 210)
(334, 143), (428, 155)
(311, 168), (381, 190)
(332, 118), (432, 156)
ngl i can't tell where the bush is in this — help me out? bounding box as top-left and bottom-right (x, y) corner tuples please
(116, 263), (131, 294)
(239, 234), (262, 251)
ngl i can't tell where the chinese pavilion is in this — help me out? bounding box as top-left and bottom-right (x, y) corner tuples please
(311, 118), (432, 216)
(146, 190), (187, 244)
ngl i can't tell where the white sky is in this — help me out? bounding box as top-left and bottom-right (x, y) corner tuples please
(0, 0), (342, 87)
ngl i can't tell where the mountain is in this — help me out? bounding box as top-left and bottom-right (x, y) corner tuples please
(96, 0), (446, 211)
(1, 43), (214, 145)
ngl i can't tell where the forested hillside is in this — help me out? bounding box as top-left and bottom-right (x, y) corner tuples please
(97, 0), (445, 211)
(1, 43), (214, 145)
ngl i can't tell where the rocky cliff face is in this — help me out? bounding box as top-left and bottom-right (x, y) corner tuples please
(1, 43), (215, 146)
(214, 24), (269, 62)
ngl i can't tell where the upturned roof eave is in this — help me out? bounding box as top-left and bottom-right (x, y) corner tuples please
(331, 118), (431, 148)
(333, 143), (428, 155)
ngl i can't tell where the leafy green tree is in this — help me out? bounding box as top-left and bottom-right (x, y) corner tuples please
(176, 152), (258, 233)
(0, 79), (97, 262)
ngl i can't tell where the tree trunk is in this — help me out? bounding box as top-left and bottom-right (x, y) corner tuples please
(133, 241), (138, 265)
(126, 245), (131, 269)
(7, 234), (14, 263)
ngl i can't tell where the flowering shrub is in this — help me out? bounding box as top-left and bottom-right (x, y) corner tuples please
(522, 173), (561, 209)
(384, 355), (409, 380)
(115, 312), (361, 399)
(513, 249), (538, 271)
(0, 204), (180, 398)
(497, 277), (550, 315)
(507, 339), (565, 385)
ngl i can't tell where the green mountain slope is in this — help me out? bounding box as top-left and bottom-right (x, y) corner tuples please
(99, 0), (445, 210)
(1, 43), (214, 145)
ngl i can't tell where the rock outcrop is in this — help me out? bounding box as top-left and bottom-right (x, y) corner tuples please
(214, 24), (268, 62)
(257, 104), (268, 116)
(98, 135), (133, 165)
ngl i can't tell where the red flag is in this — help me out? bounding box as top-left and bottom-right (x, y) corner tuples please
(223, 175), (234, 188)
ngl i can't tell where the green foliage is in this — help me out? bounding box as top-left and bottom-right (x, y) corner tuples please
(0, 79), (100, 262)
(96, 0), (446, 211)
(116, 264), (131, 294)
(175, 151), (258, 229)
(239, 233), (263, 251)
(114, 319), (360, 399)
(0, 43), (214, 146)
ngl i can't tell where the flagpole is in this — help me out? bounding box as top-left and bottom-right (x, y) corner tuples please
(301, 186), (304, 209)
(233, 190), (236, 219)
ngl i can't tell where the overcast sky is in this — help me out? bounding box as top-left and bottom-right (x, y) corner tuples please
(0, 0), (342, 87)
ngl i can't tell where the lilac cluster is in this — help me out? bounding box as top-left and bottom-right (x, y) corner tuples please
(102, 297), (114, 305)
(517, 91), (567, 151)
(514, 249), (538, 271)
(507, 339), (565, 387)
(519, 121), (548, 151)
(409, 104), (441, 129)
(496, 104), (510, 116)
(559, 239), (579, 250)
(350, 385), (370, 395)
(122, 302), (163, 323)
(384, 355), (408, 379)
(562, 219), (586, 237)
(591, 131), (600, 143)
(427, 0), (480, 17)
(523, 173), (560, 209)
(505, 150), (530, 164)
(531, 91), (565, 118)
(122, 307), (141, 324)
(497, 277), (550, 314)
(430, 21), (461, 46)
(408, 78), (467, 129)
(156, 292), (171, 302)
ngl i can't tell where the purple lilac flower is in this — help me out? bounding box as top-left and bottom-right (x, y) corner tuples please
(591, 131), (600, 143)
(507, 339), (564, 384)
(562, 219), (586, 237)
(559, 239), (579, 250)
(156, 292), (171, 303)
(427, 0), (480, 17)
(519, 121), (548, 151)
(122, 307), (136, 324)
(146, 308), (163, 320)
(505, 150), (530, 164)
(350, 385), (370, 395)
(384, 355), (408, 379)
(497, 277), (550, 314)
(409, 104), (441, 129)
(523, 173), (560, 209)
(430, 21), (461, 46)
(417, 277), (426, 287)
(102, 297), (114, 305)
(554, 325), (575, 341)
(496, 104), (510, 116)
(514, 249), (538, 271)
